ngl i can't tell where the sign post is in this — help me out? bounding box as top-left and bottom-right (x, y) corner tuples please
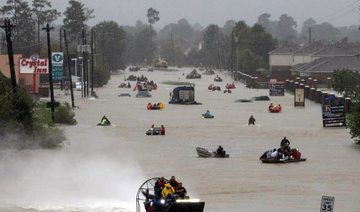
(295, 84), (305, 107)
(320, 196), (335, 212)
(322, 105), (346, 127)
(269, 81), (285, 96)
(20, 54), (49, 93)
(51, 52), (64, 80)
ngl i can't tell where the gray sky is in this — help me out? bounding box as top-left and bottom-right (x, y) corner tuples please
(3, 0), (360, 28)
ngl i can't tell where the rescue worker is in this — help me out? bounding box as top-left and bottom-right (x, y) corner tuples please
(280, 136), (290, 151)
(154, 177), (165, 198)
(175, 182), (188, 199)
(248, 115), (256, 125)
(159, 101), (164, 109)
(100, 116), (110, 126)
(169, 176), (179, 188)
(216, 145), (225, 157)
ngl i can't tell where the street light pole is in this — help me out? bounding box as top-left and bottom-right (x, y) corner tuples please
(71, 58), (78, 77)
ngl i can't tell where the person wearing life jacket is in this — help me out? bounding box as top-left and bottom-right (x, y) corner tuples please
(280, 136), (291, 151)
(204, 109), (211, 117)
(248, 115), (256, 125)
(100, 116), (110, 126)
(175, 182), (188, 199)
(216, 145), (225, 157)
(154, 177), (165, 198)
(159, 101), (164, 109)
(268, 103), (273, 110)
(169, 176), (179, 188)
(147, 103), (152, 110)
(278, 104), (282, 111)
(208, 84), (213, 90)
(227, 89), (232, 93)
(160, 125), (165, 135)
(162, 183), (175, 198)
(127, 82), (131, 88)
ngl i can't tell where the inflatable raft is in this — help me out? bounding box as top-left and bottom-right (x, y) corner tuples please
(269, 106), (282, 113)
(202, 114), (214, 119)
(260, 158), (306, 163)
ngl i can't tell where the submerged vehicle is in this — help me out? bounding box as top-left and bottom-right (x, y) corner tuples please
(136, 177), (205, 212)
(252, 96), (270, 101)
(118, 92), (131, 97)
(196, 147), (229, 158)
(169, 86), (201, 105)
(146, 127), (163, 135)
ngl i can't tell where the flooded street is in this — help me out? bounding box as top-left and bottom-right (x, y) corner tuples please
(1, 68), (360, 212)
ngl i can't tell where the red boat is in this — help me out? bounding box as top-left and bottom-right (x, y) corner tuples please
(226, 83), (236, 89)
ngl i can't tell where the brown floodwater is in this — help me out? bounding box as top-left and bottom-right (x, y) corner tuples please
(0, 68), (359, 212)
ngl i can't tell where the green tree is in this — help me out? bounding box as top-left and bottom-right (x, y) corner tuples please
(94, 21), (126, 71)
(238, 49), (264, 73)
(333, 69), (360, 98)
(275, 14), (298, 40)
(348, 96), (360, 144)
(0, 0), (36, 56)
(63, 0), (94, 42)
(94, 64), (111, 87)
(203, 24), (221, 68)
(32, 0), (61, 53)
(147, 7), (160, 26)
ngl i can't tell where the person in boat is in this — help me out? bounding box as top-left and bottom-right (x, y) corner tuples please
(150, 124), (155, 134)
(127, 82), (131, 88)
(154, 177), (165, 198)
(162, 183), (175, 199)
(268, 103), (274, 110)
(278, 104), (282, 111)
(248, 115), (256, 125)
(159, 101), (164, 109)
(160, 125), (165, 135)
(216, 145), (225, 157)
(204, 109), (212, 117)
(147, 103), (152, 110)
(169, 176), (179, 188)
(100, 116), (110, 125)
(175, 182), (188, 199)
(280, 136), (291, 151)
(289, 148), (301, 160)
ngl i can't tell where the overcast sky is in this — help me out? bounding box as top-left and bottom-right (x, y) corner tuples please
(2, 0), (360, 29)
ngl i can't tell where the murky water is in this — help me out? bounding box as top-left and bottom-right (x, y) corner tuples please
(0, 68), (359, 212)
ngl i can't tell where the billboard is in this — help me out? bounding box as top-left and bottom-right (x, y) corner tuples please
(269, 83), (285, 96)
(52, 52), (64, 80)
(20, 54), (48, 74)
(322, 105), (346, 127)
(295, 88), (305, 106)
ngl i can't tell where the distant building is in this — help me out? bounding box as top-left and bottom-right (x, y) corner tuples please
(0, 54), (40, 93)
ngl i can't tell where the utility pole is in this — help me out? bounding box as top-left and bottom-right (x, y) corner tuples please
(90, 28), (95, 95)
(60, 27), (63, 90)
(42, 23), (55, 122)
(63, 29), (75, 108)
(1, 19), (17, 92)
(230, 30), (234, 73)
(82, 28), (89, 97)
(309, 27), (312, 44)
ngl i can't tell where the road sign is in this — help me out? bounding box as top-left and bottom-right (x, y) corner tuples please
(322, 105), (346, 127)
(77, 45), (91, 53)
(295, 87), (305, 106)
(321, 196), (335, 212)
(52, 52), (63, 80)
(269, 83), (285, 96)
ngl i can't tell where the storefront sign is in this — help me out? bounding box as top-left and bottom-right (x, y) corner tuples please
(19, 54), (48, 74)
(322, 105), (346, 127)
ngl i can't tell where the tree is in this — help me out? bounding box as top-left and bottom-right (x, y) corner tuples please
(94, 21), (126, 71)
(333, 69), (360, 99)
(147, 7), (160, 26)
(0, 0), (37, 56)
(274, 14), (297, 40)
(348, 96), (360, 144)
(238, 49), (264, 73)
(32, 0), (60, 53)
(63, 0), (94, 42)
(203, 24), (221, 68)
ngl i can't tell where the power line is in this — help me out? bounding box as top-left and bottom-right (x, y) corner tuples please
(315, 0), (360, 24)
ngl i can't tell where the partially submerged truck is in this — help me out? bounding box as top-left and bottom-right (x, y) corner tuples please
(169, 86), (201, 105)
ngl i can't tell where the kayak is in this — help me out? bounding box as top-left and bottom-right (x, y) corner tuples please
(202, 114), (214, 119)
(260, 158), (306, 163)
(196, 147), (229, 158)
